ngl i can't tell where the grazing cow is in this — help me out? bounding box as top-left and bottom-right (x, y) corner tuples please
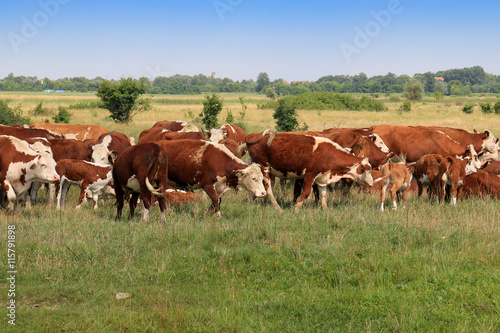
(415, 126), (499, 155)
(438, 155), (478, 205)
(0, 124), (60, 140)
(113, 143), (170, 222)
(370, 125), (485, 164)
(463, 170), (500, 199)
(481, 161), (500, 175)
(138, 127), (205, 144)
(154, 139), (267, 216)
(205, 124), (247, 145)
(55, 159), (113, 210)
(29, 122), (110, 141)
(0, 136), (59, 210)
(91, 131), (132, 165)
(152, 120), (199, 132)
(414, 154), (444, 200)
(379, 163), (414, 211)
(245, 129), (373, 212)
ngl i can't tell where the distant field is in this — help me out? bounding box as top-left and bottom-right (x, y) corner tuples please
(0, 92), (499, 332)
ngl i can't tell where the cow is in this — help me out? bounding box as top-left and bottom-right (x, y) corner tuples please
(138, 127), (205, 144)
(438, 154), (478, 205)
(414, 154), (444, 200)
(220, 138), (244, 158)
(152, 120), (199, 132)
(205, 124), (247, 145)
(29, 122), (110, 141)
(415, 126), (499, 155)
(463, 170), (500, 199)
(245, 129), (373, 212)
(0, 136), (59, 210)
(379, 162), (414, 211)
(112, 143), (170, 222)
(91, 131), (132, 165)
(0, 124), (60, 140)
(55, 159), (113, 210)
(369, 125), (485, 165)
(154, 139), (267, 217)
(49, 138), (94, 162)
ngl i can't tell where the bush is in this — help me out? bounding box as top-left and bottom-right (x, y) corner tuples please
(32, 102), (51, 116)
(494, 101), (500, 114)
(52, 107), (71, 123)
(462, 102), (475, 114)
(273, 98), (308, 132)
(399, 100), (412, 112)
(225, 109), (234, 123)
(389, 94), (401, 102)
(479, 101), (493, 113)
(0, 99), (31, 125)
(200, 93), (223, 129)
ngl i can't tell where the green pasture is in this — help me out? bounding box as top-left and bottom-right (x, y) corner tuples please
(0, 92), (499, 332)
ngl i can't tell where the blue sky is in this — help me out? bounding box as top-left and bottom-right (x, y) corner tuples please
(2, 0), (499, 82)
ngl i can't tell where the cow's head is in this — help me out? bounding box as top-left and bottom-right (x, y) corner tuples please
(205, 128), (228, 143)
(463, 144), (482, 170)
(235, 163), (266, 197)
(92, 143), (113, 165)
(349, 158), (374, 187)
(464, 156), (478, 176)
(33, 154), (59, 183)
(481, 130), (499, 153)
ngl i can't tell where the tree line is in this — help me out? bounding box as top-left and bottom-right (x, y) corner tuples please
(2, 66), (500, 96)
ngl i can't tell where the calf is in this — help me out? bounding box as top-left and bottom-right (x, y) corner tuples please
(481, 161), (500, 175)
(463, 170), (500, 199)
(438, 156), (478, 205)
(155, 139), (267, 217)
(414, 154), (444, 200)
(379, 163), (414, 211)
(205, 124), (247, 145)
(56, 159), (113, 210)
(113, 143), (170, 222)
(91, 131), (132, 165)
(152, 120), (199, 132)
(246, 129), (373, 212)
(138, 127), (205, 144)
(0, 136), (59, 210)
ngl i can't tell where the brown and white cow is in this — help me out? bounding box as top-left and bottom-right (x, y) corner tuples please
(438, 155), (478, 205)
(91, 131), (132, 165)
(369, 125), (484, 165)
(137, 127), (205, 144)
(415, 126), (499, 155)
(0, 136), (59, 210)
(245, 129), (373, 212)
(154, 139), (267, 216)
(0, 124), (60, 140)
(463, 170), (500, 199)
(414, 154), (444, 200)
(112, 143), (170, 222)
(152, 120), (199, 132)
(205, 124), (247, 145)
(29, 122), (110, 141)
(481, 161), (500, 175)
(379, 162), (414, 211)
(55, 159), (113, 210)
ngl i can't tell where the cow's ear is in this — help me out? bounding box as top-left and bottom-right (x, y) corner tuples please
(108, 151), (118, 165)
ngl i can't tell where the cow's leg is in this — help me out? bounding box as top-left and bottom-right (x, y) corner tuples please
(128, 192), (140, 220)
(76, 183), (89, 209)
(293, 179), (303, 204)
(450, 182), (458, 205)
(140, 193), (152, 222)
(457, 184), (464, 203)
(92, 190), (99, 209)
(380, 184), (387, 212)
(49, 182), (57, 205)
(294, 175), (315, 213)
(263, 173), (282, 211)
(390, 180), (403, 211)
(317, 185), (328, 209)
(56, 178), (65, 210)
(279, 178), (286, 195)
(3, 180), (16, 211)
(204, 184), (222, 217)
(114, 185), (125, 221)
(158, 197), (167, 223)
(30, 181), (40, 204)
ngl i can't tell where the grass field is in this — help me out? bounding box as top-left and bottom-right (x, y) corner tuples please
(0, 92), (499, 332)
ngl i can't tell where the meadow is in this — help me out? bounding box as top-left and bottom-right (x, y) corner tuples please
(0, 91), (499, 332)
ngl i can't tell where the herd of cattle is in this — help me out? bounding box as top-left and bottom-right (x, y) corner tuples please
(1, 120), (500, 221)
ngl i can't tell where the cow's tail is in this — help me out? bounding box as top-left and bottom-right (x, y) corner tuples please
(237, 143), (248, 157)
(144, 147), (166, 197)
(263, 128), (277, 147)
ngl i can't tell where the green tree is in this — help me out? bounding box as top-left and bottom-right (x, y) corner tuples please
(266, 86), (277, 100)
(200, 93), (223, 129)
(53, 107), (71, 123)
(256, 72), (270, 92)
(404, 79), (424, 100)
(273, 98), (301, 132)
(96, 78), (150, 123)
